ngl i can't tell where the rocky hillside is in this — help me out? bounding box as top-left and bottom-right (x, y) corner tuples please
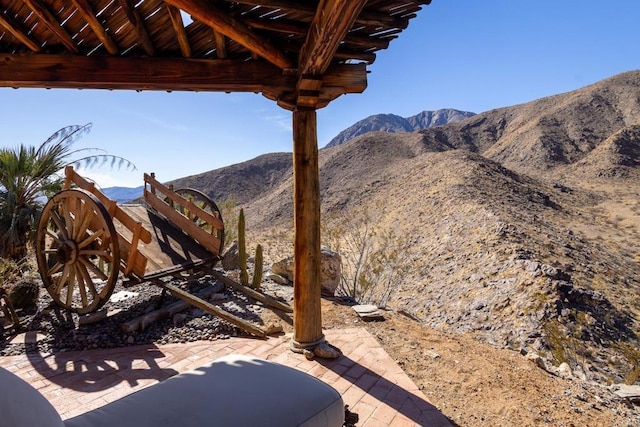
(416, 71), (640, 180)
(170, 70), (640, 386)
(325, 108), (475, 148)
(166, 152), (292, 206)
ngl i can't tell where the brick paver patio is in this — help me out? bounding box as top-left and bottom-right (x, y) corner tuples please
(1, 328), (452, 426)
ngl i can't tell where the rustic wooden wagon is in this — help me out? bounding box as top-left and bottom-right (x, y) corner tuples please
(34, 166), (290, 337)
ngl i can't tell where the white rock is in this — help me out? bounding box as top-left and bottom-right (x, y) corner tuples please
(109, 290), (139, 303)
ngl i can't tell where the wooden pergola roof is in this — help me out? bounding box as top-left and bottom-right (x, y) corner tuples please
(0, 0), (431, 357)
(0, 0), (430, 109)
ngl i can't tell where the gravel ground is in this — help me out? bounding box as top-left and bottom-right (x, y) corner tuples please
(1, 271), (293, 357)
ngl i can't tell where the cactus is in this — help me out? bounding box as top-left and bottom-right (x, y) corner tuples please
(236, 208), (264, 289)
(252, 244), (263, 290)
(238, 208), (249, 286)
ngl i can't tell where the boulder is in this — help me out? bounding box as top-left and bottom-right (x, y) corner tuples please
(221, 241), (239, 270)
(271, 246), (341, 296)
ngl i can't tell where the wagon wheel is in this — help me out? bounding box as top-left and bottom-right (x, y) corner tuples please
(167, 188), (225, 279)
(36, 189), (121, 314)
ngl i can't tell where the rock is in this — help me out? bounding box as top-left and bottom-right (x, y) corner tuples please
(425, 350), (441, 359)
(267, 273), (291, 286)
(78, 309), (108, 325)
(109, 290), (139, 303)
(313, 342), (342, 359)
(611, 384), (640, 400)
(265, 323), (284, 335)
(573, 364), (588, 381)
(353, 304), (384, 321)
(556, 362), (573, 379)
(541, 264), (559, 277)
(271, 246), (341, 295)
(222, 241), (239, 270)
(271, 257), (294, 280)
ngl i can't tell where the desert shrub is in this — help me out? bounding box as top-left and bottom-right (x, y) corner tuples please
(322, 209), (414, 308)
(7, 279), (39, 309)
(1, 257), (38, 309)
(0, 257), (24, 284)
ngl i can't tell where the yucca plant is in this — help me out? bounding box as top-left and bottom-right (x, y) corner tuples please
(0, 123), (135, 259)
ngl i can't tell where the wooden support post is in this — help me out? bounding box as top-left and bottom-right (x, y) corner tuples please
(290, 108), (325, 352)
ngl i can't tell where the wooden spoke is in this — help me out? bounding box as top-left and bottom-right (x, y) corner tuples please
(55, 265), (71, 295)
(78, 229), (104, 249)
(72, 195), (83, 238)
(46, 261), (64, 276)
(36, 189), (120, 314)
(65, 267), (77, 307)
(49, 210), (69, 240)
(45, 229), (64, 244)
(75, 200), (94, 239)
(79, 256), (109, 281)
(75, 264), (88, 307)
(77, 262), (99, 299)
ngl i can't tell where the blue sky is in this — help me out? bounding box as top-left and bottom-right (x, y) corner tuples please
(1, 0), (639, 188)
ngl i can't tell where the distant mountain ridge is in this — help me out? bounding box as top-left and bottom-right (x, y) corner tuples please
(102, 186), (143, 203)
(324, 108), (476, 148)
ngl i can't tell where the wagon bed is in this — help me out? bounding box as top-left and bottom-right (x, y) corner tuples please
(35, 166), (289, 337)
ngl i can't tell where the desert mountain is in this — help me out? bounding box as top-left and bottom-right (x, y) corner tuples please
(163, 70), (640, 385)
(168, 152), (292, 206)
(416, 71), (640, 180)
(324, 108), (475, 148)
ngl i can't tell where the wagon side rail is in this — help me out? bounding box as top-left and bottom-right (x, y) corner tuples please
(143, 173), (224, 258)
(63, 165), (151, 277)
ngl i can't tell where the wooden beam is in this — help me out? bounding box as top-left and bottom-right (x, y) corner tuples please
(213, 30), (227, 59)
(159, 282), (267, 337)
(291, 108), (324, 350)
(0, 13), (41, 52)
(244, 17), (391, 50)
(206, 269), (293, 314)
(164, 0), (293, 69)
(299, 0), (368, 76)
(235, 0), (410, 27)
(0, 54), (365, 93)
(165, 4), (191, 57)
(0, 53), (292, 91)
(71, 0), (119, 55)
(23, 0), (79, 53)
(267, 63), (366, 110)
(117, 0), (155, 56)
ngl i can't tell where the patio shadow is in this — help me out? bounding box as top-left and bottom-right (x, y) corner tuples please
(26, 342), (177, 392)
